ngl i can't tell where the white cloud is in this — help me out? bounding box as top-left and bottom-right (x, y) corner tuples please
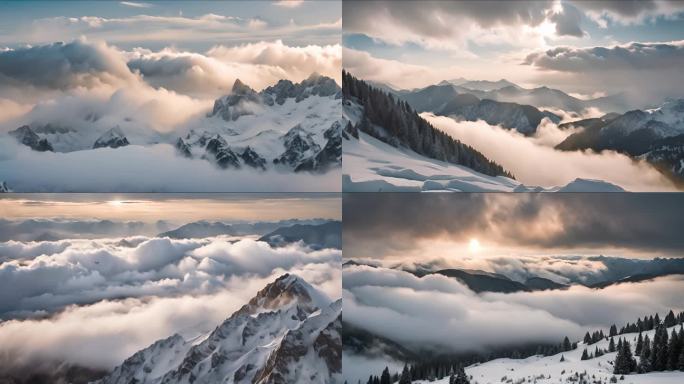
(0, 137), (341, 192)
(343, 265), (684, 378)
(422, 114), (676, 191)
(126, 41), (341, 97)
(119, 1), (152, 8)
(0, 233), (341, 371)
(274, 0), (304, 8)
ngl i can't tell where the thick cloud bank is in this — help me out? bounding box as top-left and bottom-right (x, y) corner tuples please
(524, 41), (684, 103)
(423, 114), (675, 191)
(344, 265), (684, 356)
(0, 138), (341, 192)
(0, 233), (341, 370)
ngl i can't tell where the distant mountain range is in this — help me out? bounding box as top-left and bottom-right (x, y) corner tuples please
(344, 257), (684, 294)
(95, 274), (342, 384)
(258, 221), (342, 250)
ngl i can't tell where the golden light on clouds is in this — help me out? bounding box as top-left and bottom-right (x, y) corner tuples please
(0, 194), (340, 223)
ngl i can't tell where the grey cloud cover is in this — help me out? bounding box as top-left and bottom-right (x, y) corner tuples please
(343, 193), (684, 257)
(0, 39), (134, 90)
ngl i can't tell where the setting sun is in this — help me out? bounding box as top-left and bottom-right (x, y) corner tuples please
(468, 238), (481, 253)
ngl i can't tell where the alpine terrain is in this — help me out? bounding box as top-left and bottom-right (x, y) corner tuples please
(94, 274), (342, 384)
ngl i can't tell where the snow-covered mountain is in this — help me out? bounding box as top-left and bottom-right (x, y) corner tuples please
(4, 74), (342, 175)
(178, 74), (342, 173)
(557, 99), (684, 183)
(93, 126), (129, 149)
(94, 274), (342, 384)
(342, 72), (623, 192)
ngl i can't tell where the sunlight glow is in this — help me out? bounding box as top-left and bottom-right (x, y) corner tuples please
(468, 238), (481, 254)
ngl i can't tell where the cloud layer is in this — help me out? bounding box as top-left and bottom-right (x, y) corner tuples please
(0, 232), (341, 371)
(344, 265), (684, 378)
(423, 114), (675, 191)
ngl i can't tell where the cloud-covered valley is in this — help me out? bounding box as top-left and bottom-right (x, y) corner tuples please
(343, 265), (684, 380)
(422, 114), (676, 191)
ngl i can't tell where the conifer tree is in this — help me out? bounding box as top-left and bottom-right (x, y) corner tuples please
(563, 336), (572, 351)
(635, 332), (643, 356)
(380, 367), (390, 384)
(609, 337), (616, 352)
(581, 349), (589, 360)
(614, 340), (635, 374)
(638, 336), (652, 373)
(398, 365), (411, 384)
(453, 366), (470, 384)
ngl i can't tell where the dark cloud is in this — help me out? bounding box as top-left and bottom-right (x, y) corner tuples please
(343, 193), (684, 257)
(551, 2), (585, 37)
(524, 41), (684, 72)
(0, 39), (134, 90)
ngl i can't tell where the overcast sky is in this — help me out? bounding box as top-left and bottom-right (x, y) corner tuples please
(343, 0), (684, 102)
(343, 193), (684, 261)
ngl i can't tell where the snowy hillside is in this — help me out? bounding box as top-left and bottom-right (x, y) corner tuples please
(94, 274), (342, 384)
(415, 325), (684, 384)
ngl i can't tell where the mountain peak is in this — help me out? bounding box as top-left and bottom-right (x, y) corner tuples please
(248, 273), (316, 310)
(232, 78), (254, 94)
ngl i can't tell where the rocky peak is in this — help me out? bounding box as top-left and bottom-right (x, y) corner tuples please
(209, 79), (261, 121)
(243, 274), (317, 314)
(9, 125), (54, 152)
(262, 74), (341, 105)
(232, 78), (255, 95)
(93, 126), (129, 149)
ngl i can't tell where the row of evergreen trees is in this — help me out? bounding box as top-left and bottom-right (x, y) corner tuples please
(359, 364), (470, 384)
(614, 324), (684, 374)
(342, 70), (513, 179)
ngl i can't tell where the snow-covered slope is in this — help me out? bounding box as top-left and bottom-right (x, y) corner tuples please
(414, 325), (684, 384)
(94, 274), (342, 384)
(342, 99), (623, 192)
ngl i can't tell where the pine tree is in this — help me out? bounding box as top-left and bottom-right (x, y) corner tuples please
(679, 345), (684, 371)
(635, 332), (643, 356)
(560, 355), (565, 362)
(638, 336), (652, 373)
(584, 332), (591, 344)
(380, 367), (390, 384)
(614, 339), (635, 374)
(398, 365), (411, 384)
(609, 337), (616, 352)
(609, 325), (618, 337)
(581, 349), (589, 360)
(453, 366), (470, 384)
(563, 336), (572, 351)
(668, 329), (680, 370)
